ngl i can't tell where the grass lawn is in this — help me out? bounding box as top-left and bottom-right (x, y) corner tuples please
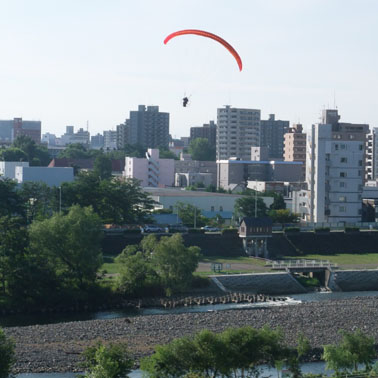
(286, 253), (378, 266)
(101, 256), (122, 275)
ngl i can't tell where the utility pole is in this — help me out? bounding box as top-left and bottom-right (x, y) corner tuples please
(59, 186), (62, 214)
(254, 180), (257, 218)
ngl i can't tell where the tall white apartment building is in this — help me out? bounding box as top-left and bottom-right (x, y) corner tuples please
(365, 127), (378, 181)
(306, 110), (368, 223)
(216, 106), (260, 160)
(123, 148), (174, 187)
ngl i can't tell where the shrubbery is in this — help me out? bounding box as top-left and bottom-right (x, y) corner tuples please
(284, 227), (300, 233)
(221, 228), (238, 235)
(314, 227), (330, 233)
(344, 226), (360, 233)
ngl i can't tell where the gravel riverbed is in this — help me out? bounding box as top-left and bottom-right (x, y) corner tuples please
(5, 296), (378, 373)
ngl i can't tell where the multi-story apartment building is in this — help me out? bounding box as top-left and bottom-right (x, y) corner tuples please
(117, 105), (169, 149)
(216, 106), (260, 160)
(103, 130), (118, 150)
(284, 123), (307, 181)
(123, 148), (174, 187)
(190, 120), (216, 146)
(61, 126), (90, 146)
(91, 133), (104, 149)
(305, 110), (369, 223)
(365, 127), (378, 181)
(260, 114), (289, 160)
(0, 118), (41, 144)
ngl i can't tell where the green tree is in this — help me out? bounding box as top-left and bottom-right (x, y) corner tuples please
(323, 330), (375, 374)
(93, 154), (113, 180)
(268, 209), (299, 224)
(0, 147), (28, 162)
(323, 344), (353, 374)
(82, 342), (133, 378)
(115, 248), (159, 296)
(29, 205), (103, 290)
(19, 181), (53, 222)
(0, 178), (25, 218)
(189, 138), (216, 161)
(0, 327), (15, 378)
(158, 148), (179, 160)
(270, 193), (286, 210)
(176, 202), (208, 228)
(57, 143), (94, 159)
(221, 326), (267, 377)
(0, 217), (28, 298)
(234, 195), (267, 219)
(339, 329), (375, 371)
(61, 172), (154, 224)
(13, 135), (50, 166)
(141, 326), (291, 378)
(152, 234), (201, 296)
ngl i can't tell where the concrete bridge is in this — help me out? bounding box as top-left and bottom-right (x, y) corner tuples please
(269, 259), (338, 273)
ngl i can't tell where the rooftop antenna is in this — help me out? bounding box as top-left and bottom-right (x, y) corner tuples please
(86, 120), (89, 132)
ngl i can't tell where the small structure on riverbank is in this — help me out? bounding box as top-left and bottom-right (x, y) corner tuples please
(239, 217), (272, 257)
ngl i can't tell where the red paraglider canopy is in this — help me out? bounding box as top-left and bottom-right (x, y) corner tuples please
(164, 29), (242, 71)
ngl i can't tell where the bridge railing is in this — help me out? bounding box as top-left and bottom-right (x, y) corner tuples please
(269, 259), (338, 269)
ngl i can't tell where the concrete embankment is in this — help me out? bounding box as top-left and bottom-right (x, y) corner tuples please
(213, 272), (307, 294)
(5, 296), (378, 374)
(328, 269), (378, 291)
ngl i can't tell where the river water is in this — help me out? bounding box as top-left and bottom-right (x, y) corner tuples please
(2, 290), (378, 328)
(17, 361), (332, 378)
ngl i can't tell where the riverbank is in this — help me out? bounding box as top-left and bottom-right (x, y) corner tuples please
(5, 295), (378, 373)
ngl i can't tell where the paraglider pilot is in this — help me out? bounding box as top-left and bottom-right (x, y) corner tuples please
(183, 97), (189, 107)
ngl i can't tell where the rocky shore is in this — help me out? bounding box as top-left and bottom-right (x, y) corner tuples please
(5, 296), (378, 373)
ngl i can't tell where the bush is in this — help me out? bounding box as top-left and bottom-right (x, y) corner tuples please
(188, 228), (205, 234)
(344, 227), (360, 233)
(295, 276), (320, 288)
(81, 342), (134, 378)
(221, 228), (238, 235)
(123, 229), (142, 235)
(284, 227), (300, 234)
(314, 227), (330, 233)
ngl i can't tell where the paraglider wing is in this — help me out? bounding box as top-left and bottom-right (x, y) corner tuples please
(164, 29), (242, 71)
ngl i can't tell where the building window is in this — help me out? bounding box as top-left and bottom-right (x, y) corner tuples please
(220, 206), (223, 211)
(335, 144), (339, 150)
(339, 206), (346, 212)
(340, 157), (347, 163)
(340, 182), (345, 188)
(359, 144), (363, 150)
(211, 206), (214, 211)
(339, 196), (346, 202)
(341, 144), (346, 150)
(340, 172), (346, 177)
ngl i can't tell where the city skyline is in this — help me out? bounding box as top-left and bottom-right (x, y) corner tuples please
(1, 0), (378, 138)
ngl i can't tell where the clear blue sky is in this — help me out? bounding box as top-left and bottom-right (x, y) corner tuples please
(1, 0), (378, 138)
